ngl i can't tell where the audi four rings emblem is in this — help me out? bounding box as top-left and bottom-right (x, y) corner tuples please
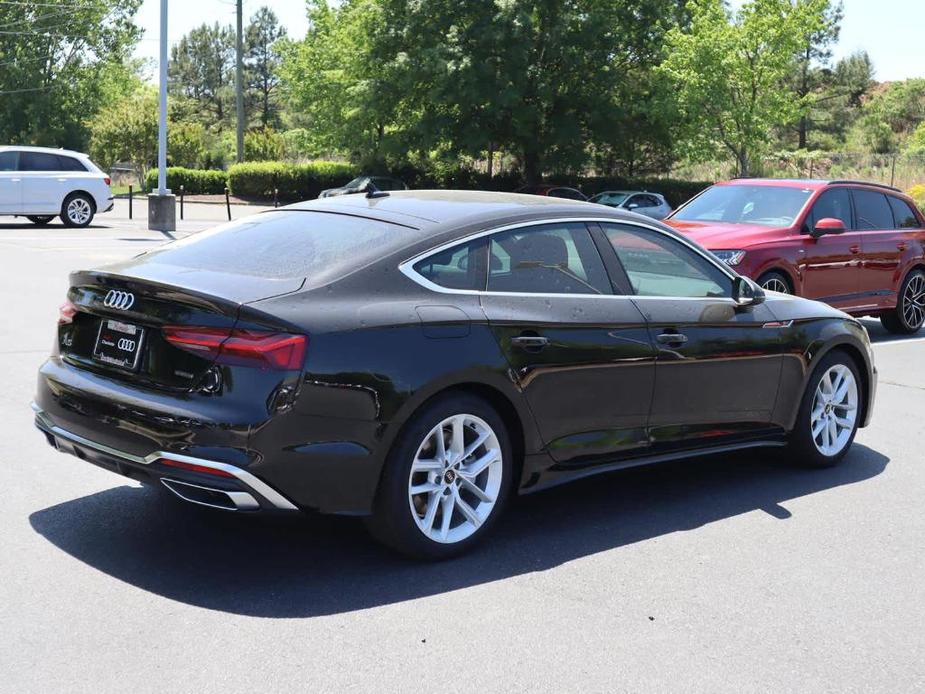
(117, 338), (136, 351)
(103, 290), (135, 310)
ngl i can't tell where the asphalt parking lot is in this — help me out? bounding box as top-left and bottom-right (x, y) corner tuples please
(1, 210), (923, 693)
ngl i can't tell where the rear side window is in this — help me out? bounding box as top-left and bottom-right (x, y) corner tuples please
(887, 197), (921, 229)
(146, 211), (414, 282)
(806, 188), (853, 231)
(853, 190), (894, 230)
(487, 223), (611, 295)
(0, 151), (16, 171)
(19, 151), (62, 171)
(56, 155), (87, 172)
(549, 188), (585, 201)
(413, 238), (486, 290)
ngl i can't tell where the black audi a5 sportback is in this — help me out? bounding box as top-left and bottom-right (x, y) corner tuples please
(34, 190), (877, 558)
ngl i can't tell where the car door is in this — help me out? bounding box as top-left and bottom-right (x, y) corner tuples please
(19, 151), (67, 214)
(479, 221), (656, 465)
(797, 187), (861, 309)
(855, 189), (912, 311)
(599, 222), (783, 448)
(0, 150), (21, 214)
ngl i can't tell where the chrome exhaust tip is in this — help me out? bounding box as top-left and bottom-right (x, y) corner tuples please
(160, 478), (260, 511)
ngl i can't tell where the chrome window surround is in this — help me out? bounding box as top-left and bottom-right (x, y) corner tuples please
(32, 403), (298, 511)
(398, 216), (739, 300)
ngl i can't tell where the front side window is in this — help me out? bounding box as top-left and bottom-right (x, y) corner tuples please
(0, 151), (16, 171)
(18, 151), (62, 172)
(603, 223), (730, 298)
(413, 238), (486, 290)
(805, 188), (854, 231)
(887, 196), (921, 229)
(672, 184), (812, 227)
(487, 223), (611, 295)
(853, 190), (894, 230)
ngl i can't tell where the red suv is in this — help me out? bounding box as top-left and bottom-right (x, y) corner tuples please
(665, 179), (925, 334)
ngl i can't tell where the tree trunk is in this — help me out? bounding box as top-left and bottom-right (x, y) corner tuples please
(487, 141), (494, 179)
(798, 115), (807, 149)
(523, 149), (540, 185)
(737, 149), (750, 178)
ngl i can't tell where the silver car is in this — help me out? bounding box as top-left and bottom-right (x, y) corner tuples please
(589, 190), (672, 220)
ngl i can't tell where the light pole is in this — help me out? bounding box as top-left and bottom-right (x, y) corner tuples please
(149, 0), (176, 231)
(235, 0), (244, 163)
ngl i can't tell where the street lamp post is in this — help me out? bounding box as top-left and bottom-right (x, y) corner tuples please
(148, 0), (176, 232)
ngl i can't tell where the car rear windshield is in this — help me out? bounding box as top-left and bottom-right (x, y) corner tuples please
(672, 184), (813, 227)
(144, 210), (414, 282)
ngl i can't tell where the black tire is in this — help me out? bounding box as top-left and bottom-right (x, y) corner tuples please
(880, 269), (925, 335)
(26, 215), (55, 226)
(60, 192), (95, 228)
(757, 270), (792, 294)
(366, 393), (514, 560)
(787, 350), (862, 468)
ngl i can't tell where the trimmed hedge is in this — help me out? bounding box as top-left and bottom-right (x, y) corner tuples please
(227, 161), (359, 200)
(143, 167), (227, 195)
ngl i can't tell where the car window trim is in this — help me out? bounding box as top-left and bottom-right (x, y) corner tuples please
(399, 216), (738, 299)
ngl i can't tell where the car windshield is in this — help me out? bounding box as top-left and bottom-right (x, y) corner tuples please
(144, 210), (413, 284)
(344, 177), (367, 188)
(672, 184), (813, 227)
(591, 192), (629, 205)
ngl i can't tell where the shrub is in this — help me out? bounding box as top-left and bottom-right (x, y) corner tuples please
(143, 167), (227, 195)
(227, 160), (358, 200)
(244, 128), (285, 162)
(908, 184), (925, 211)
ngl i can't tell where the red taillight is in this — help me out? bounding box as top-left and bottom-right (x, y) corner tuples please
(58, 299), (77, 325)
(103, 176), (111, 186)
(162, 326), (307, 370)
(157, 458), (235, 478)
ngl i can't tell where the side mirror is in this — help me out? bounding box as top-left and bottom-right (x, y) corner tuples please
(811, 217), (846, 239)
(733, 276), (765, 307)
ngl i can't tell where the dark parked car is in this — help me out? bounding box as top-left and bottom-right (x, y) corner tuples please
(515, 184), (587, 201)
(589, 190), (673, 219)
(319, 175), (407, 198)
(34, 191), (876, 558)
(665, 178), (925, 334)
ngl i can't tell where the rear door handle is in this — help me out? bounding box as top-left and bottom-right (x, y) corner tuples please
(656, 332), (688, 345)
(898, 242), (907, 251)
(510, 335), (549, 350)
(849, 244), (861, 254)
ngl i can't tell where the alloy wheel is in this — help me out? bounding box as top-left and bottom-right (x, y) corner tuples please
(407, 413), (503, 544)
(901, 273), (925, 329)
(67, 197), (92, 225)
(761, 276), (790, 294)
(810, 364), (858, 457)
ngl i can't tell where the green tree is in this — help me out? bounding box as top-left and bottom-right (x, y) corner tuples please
(791, 0), (842, 148)
(848, 79), (925, 153)
(246, 7), (287, 129)
(0, 0), (142, 149)
(660, 0), (829, 176)
(279, 0), (397, 163)
(168, 122), (207, 168)
(169, 23), (236, 130)
(86, 88), (158, 178)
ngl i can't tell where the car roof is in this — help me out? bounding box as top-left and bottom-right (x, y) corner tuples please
(0, 145), (88, 158)
(282, 189), (648, 235)
(717, 178), (904, 194)
(594, 190), (657, 196)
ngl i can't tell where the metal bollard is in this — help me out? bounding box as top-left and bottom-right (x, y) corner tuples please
(274, 187), (279, 208)
(179, 185), (184, 221)
(225, 187), (231, 221)
(128, 185), (133, 220)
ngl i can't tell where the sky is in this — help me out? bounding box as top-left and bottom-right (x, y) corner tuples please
(135, 0), (925, 82)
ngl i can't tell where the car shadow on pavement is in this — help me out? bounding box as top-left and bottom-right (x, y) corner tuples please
(29, 444), (888, 618)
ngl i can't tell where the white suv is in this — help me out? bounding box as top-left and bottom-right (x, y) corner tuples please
(0, 146), (113, 227)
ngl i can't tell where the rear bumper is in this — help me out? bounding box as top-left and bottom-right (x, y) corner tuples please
(33, 403), (299, 513)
